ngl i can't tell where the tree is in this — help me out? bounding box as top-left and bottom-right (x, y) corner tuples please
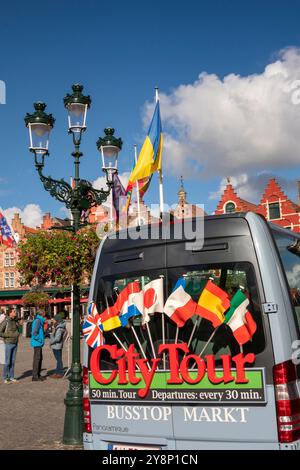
(17, 226), (100, 288)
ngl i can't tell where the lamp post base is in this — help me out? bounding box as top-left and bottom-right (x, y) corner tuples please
(63, 362), (83, 445)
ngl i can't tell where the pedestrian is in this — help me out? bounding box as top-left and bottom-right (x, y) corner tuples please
(49, 313), (67, 378)
(30, 308), (47, 382)
(0, 308), (20, 384)
(0, 309), (6, 325)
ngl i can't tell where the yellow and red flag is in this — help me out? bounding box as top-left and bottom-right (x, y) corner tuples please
(196, 280), (230, 328)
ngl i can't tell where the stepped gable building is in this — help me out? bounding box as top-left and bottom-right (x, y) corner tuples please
(215, 177), (300, 232)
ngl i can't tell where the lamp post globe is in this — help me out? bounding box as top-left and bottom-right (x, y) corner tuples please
(64, 84), (91, 142)
(24, 102), (55, 165)
(97, 127), (123, 183)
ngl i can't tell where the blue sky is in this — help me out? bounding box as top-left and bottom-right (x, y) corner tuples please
(1, 0), (300, 225)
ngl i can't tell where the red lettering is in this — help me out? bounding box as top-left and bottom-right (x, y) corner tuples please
(90, 342), (257, 394)
(232, 352), (255, 383)
(126, 344), (141, 385)
(220, 354), (235, 383)
(158, 343), (189, 384)
(180, 354), (206, 384)
(115, 349), (127, 385)
(90, 344), (118, 385)
(206, 354), (235, 384)
(136, 358), (161, 398)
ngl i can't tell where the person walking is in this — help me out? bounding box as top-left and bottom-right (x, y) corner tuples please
(49, 313), (67, 378)
(0, 309), (6, 325)
(0, 308), (20, 384)
(30, 309), (47, 382)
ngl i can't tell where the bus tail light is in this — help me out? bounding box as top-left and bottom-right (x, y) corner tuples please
(83, 366), (92, 433)
(273, 360), (300, 443)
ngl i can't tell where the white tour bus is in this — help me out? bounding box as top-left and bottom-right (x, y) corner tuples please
(83, 212), (300, 450)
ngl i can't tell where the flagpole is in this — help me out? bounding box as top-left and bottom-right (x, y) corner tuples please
(112, 332), (142, 372)
(187, 317), (200, 348)
(134, 144), (141, 226)
(158, 274), (166, 370)
(146, 323), (156, 359)
(110, 177), (114, 230)
(175, 327), (179, 344)
(190, 327), (219, 370)
(155, 87), (164, 220)
(141, 275), (156, 359)
(112, 332), (128, 351)
(131, 324), (151, 369)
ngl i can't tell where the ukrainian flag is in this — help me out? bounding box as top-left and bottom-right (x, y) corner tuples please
(126, 101), (163, 201)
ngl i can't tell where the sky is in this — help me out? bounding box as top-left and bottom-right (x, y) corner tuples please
(2, 0), (300, 226)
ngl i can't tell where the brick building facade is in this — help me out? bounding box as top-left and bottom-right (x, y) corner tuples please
(214, 178), (300, 232)
(0, 213), (73, 313)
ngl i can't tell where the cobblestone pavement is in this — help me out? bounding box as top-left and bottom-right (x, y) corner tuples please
(0, 336), (83, 450)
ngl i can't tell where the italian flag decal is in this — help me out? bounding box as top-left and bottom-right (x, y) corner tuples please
(224, 289), (257, 345)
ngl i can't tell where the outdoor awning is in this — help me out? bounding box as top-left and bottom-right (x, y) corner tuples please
(0, 299), (23, 306)
(0, 285), (90, 299)
(0, 297), (88, 306)
(49, 297), (88, 304)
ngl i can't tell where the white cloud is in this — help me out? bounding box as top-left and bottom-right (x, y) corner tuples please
(286, 263), (300, 288)
(59, 207), (71, 219)
(144, 47), (300, 178)
(3, 204), (43, 228)
(92, 172), (130, 210)
(92, 176), (109, 192)
(92, 172), (130, 191)
(209, 174), (248, 201)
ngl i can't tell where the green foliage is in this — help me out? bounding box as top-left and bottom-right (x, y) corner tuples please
(17, 226), (100, 287)
(22, 291), (50, 307)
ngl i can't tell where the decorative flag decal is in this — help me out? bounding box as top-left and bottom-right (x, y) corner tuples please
(164, 277), (198, 328)
(82, 310), (104, 349)
(126, 101), (163, 208)
(196, 280), (230, 327)
(88, 301), (99, 317)
(224, 289), (257, 345)
(100, 304), (122, 331)
(116, 281), (143, 327)
(0, 212), (16, 248)
(141, 278), (164, 324)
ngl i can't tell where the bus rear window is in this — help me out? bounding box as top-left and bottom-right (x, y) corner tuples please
(91, 262), (265, 370)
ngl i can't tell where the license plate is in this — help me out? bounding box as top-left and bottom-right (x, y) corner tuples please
(108, 443), (161, 450)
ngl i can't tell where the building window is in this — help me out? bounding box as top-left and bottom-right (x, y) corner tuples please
(225, 202), (236, 213)
(268, 202), (281, 220)
(4, 272), (14, 288)
(4, 252), (14, 267)
(4, 273), (9, 288)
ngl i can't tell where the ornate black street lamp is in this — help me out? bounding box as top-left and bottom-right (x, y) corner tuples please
(24, 84), (122, 445)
